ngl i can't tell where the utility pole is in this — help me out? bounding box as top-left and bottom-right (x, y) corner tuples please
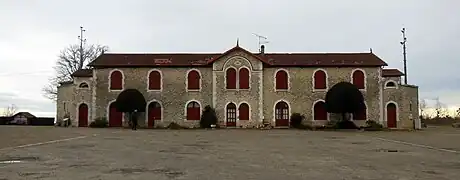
(78, 26), (86, 70)
(400, 27), (408, 84)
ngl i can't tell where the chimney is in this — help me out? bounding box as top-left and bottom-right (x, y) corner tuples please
(260, 45), (265, 55)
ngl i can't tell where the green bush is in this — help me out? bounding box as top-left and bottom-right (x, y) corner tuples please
(290, 113), (310, 129)
(89, 117), (108, 128)
(200, 105), (218, 128)
(362, 120), (384, 131)
(166, 122), (188, 129)
(320, 120), (359, 130)
(365, 120), (383, 128)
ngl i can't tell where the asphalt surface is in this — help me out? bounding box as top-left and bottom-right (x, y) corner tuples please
(0, 126), (459, 180)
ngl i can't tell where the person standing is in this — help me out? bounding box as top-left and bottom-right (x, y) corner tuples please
(131, 110), (138, 130)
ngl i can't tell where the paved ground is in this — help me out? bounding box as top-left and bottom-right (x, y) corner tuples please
(0, 126), (459, 180)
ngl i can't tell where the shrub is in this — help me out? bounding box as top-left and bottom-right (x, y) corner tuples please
(321, 120), (359, 130)
(325, 82), (366, 121)
(335, 120), (359, 129)
(89, 117), (108, 128)
(452, 123), (460, 128)
(362, 120), (384, 131)
(290, 113), (305, 129)
(166, 122), (187, 129)
(200, 105), (218, 128)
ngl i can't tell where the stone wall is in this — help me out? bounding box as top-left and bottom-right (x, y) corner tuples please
(382, 82), (419, 129)
(56, 77), (92, 127)
(212, 51), (263, 128)
(55, 51), (419, 130)
(93, 67), (213, 128)
(263, 67), (381, 128)
(56, 83), (74, 125)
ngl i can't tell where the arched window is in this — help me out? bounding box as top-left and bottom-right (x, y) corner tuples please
(385, 81), (396, 88)
(313, 70), (327, 90)
(78, 82), (89, 88)
(313, 101), (327, 120)
(275, 70), (288, 90)
(226, 68), (237, 89)
(352, 69), (365, 89)
(148, 70), (161, 90)
(187, 70), (201, 90)
(239, 68), (250, 89)
(186, 101), (201, 120)
(110, 70), (123, 90)
(238, 103), (250, 120)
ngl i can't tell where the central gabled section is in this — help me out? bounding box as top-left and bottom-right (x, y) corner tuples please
(212, 45), (264, 127)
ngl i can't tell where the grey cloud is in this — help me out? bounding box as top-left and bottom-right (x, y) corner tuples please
(0, 92), (54, 116)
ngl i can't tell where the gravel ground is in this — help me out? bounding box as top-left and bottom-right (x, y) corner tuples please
(0, 126), (459, 180)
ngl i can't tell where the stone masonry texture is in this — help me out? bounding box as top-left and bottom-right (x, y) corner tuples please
(57, 49), (419, 129)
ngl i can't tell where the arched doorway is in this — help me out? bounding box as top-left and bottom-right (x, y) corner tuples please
(226, 103), (237, 127)
(147, 101), (162, 128)
(78, 103), (88, 127)
(109, 102), (123, 127)
(313, 101), (327, 121)
(275, 101), (289, 127)
(387, 103), (397, 128)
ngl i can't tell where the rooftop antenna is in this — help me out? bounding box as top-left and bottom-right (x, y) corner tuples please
(78, 26), (87, 70)
(252, 33), (269, 52)
(400, 27), (408, 84)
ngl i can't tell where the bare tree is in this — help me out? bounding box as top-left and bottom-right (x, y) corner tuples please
(434, 98), (448, 118)
(419, 99), (427, 118)
(42, 44), (108, 100)
(2, 104), (18, 117)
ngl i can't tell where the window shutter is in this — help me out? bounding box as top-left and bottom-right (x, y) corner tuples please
(314, 70), (326, 89)
(110, 71), (123, 90)
(276, 71), (288, 90)
(226, 68), (237, 89)
(239, 68), (250, 89)
(187, 70), (200, 90)
(149, 71), (161, 90)
(239, 103), (249, 120)
(352, 70), (365, 89)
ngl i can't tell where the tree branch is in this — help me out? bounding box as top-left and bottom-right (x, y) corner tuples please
(42, 43), (108, 101)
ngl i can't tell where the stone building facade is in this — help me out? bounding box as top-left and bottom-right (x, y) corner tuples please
(56, 44), (419, 129)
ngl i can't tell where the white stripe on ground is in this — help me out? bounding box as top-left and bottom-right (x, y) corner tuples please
(375, 137), (460, 154)
(0, 136), (87, 151)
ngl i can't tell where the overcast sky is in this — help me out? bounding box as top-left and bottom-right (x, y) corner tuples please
(0, 0), (459, 117)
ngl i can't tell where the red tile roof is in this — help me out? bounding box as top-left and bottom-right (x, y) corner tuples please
(382, 69), (404, 77)
(88, 46), (388, 67)
(71, 69), (93, 77)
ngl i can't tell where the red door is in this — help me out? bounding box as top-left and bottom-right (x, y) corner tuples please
(275, 101), (289, 127)
(186, 102), (201, 120)
(226, 103), (237, 127)
(109, 103), (123, 127)
(78, 103), (88, 127)
(148, 102), (162, 128)
(387, 103), (397, 128)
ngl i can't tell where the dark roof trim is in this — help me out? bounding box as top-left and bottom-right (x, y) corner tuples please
(88, 46), (388, 68)
(382, 69), (404, 77)
(71, 69), (93, 77)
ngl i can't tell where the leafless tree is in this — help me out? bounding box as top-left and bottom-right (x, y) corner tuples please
(42, 44), (108, 100)
(419, 99), (427, 118)
(434, 98), (448, 118)
(2, 104), (17, 117)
